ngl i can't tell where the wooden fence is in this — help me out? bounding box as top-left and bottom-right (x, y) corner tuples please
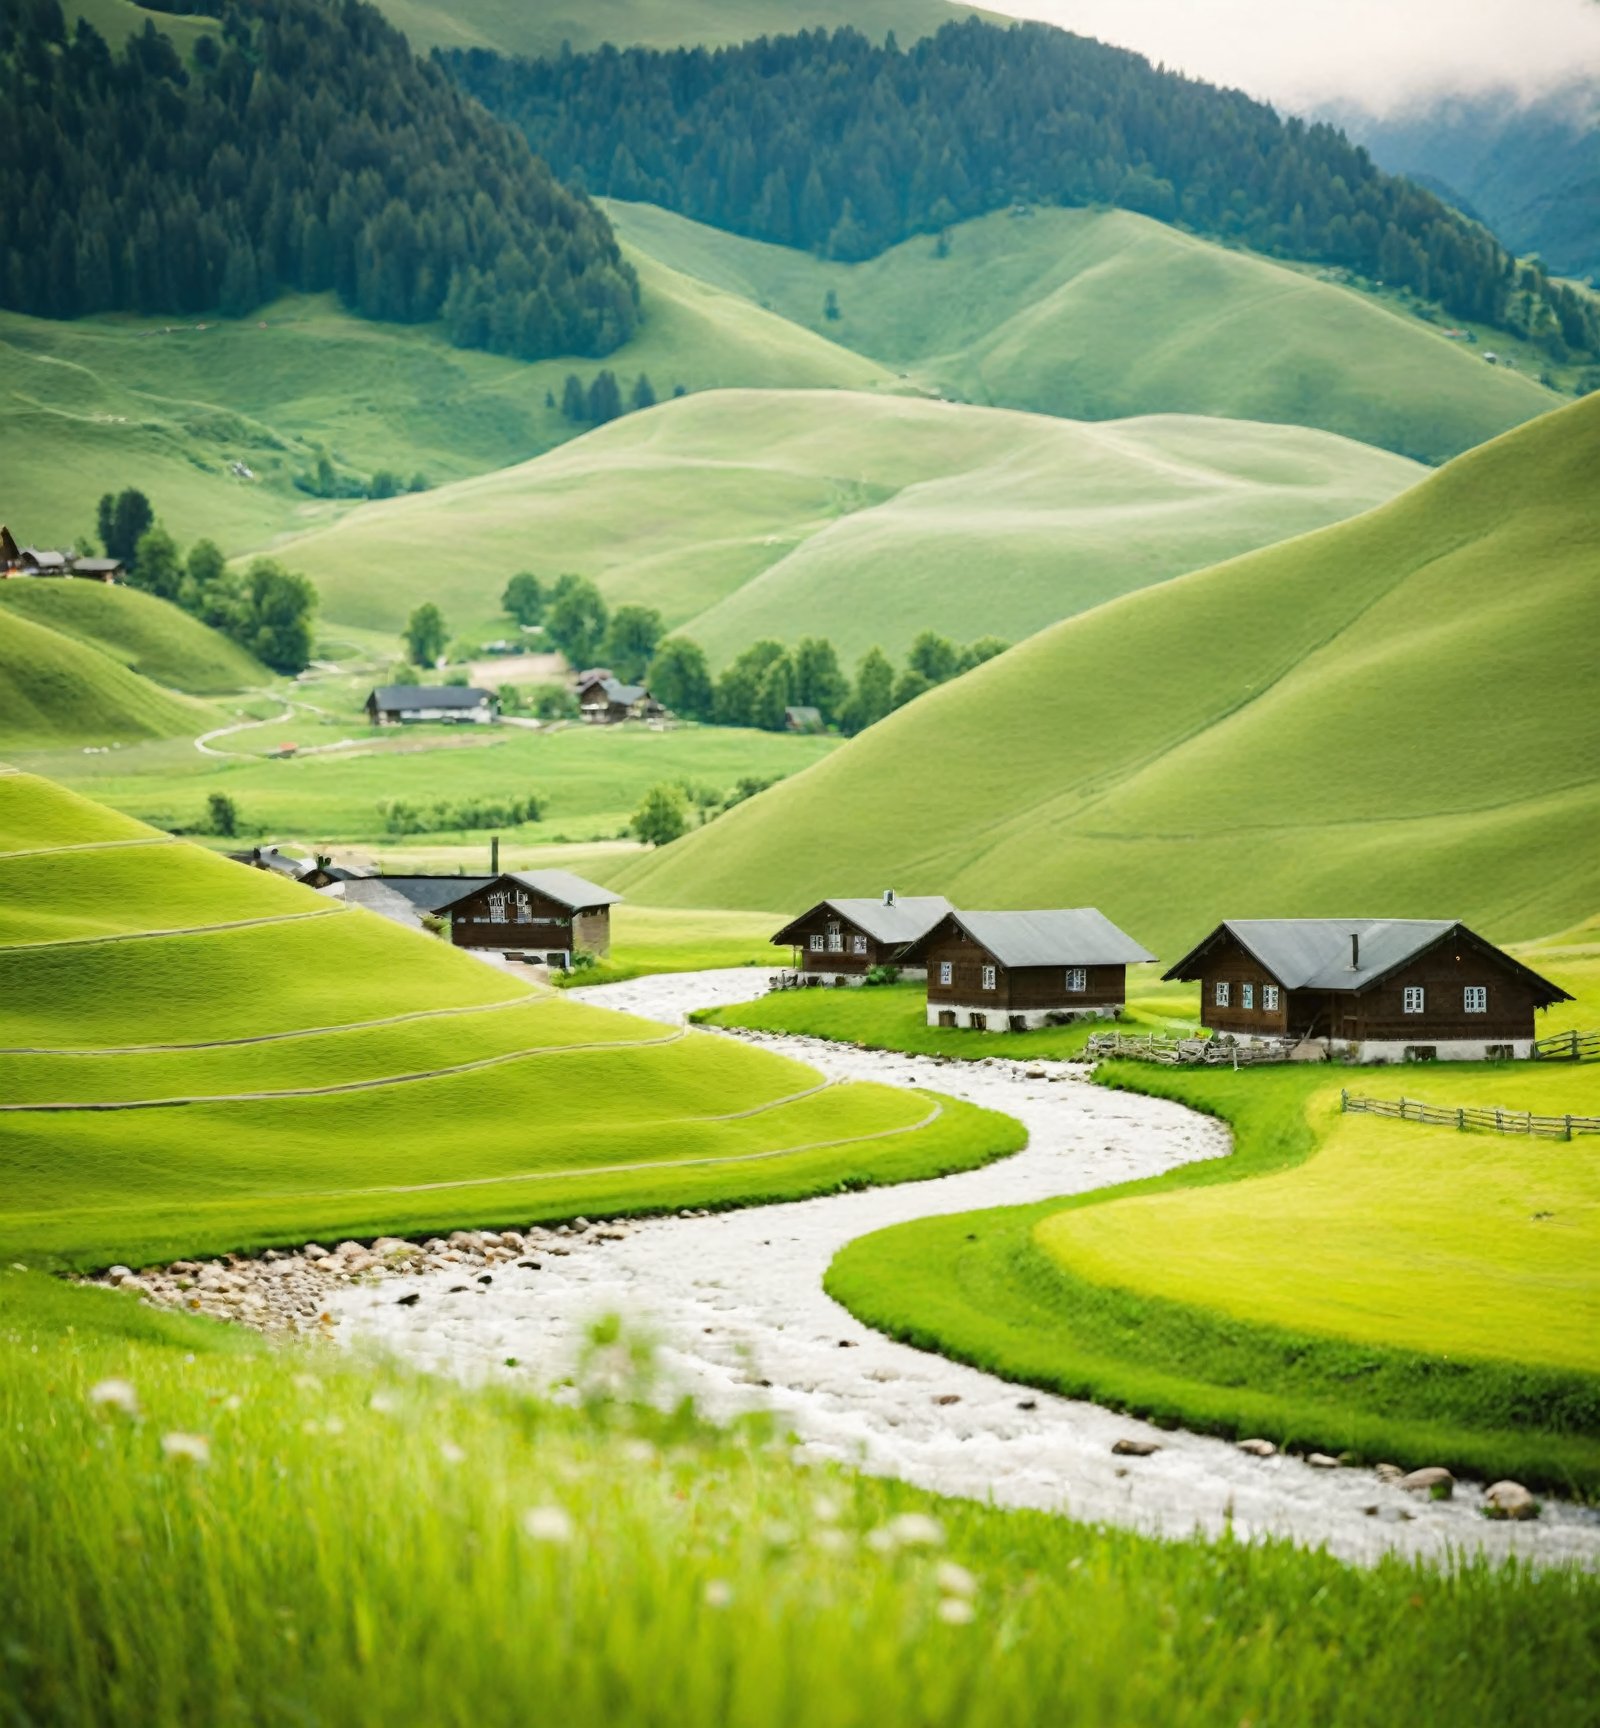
(1086, 1031), (1294, 1068)
(1531, 1028), (1600, 1063)
(1340, 1089), (1600, 1140)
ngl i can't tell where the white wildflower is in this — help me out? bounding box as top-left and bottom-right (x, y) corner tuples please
(935, 1561), (978, 1598)
(437, 1439), (466, 1466)
(812, 1493), (842, 1524)
(521, 1505), (575, 1544)
(161, 1432), (211, 1466)
(368, 1390), (400, 1416)
(621, 1437), (657, 1465)
(812, 1528), (853, 1556)
(87, 1378), (138, 1418)
(885, 1513), (945, 1549)
(937, 1597), (976, 1626)
(703, 1580), (733, 1609)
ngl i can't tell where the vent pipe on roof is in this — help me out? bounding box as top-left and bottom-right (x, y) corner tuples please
(491, 835), (500, 875)
(883, 888), (895, 906)
(1350, 932), (1360, 970)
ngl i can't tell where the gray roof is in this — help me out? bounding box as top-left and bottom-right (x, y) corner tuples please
(581, 677), (649, 706)
(366, 875), (495, 914)
(368, 685), (494, 710)
(774, 895), (952, 947)
(432, 869), (623, 913)
(1163, 918), (1555, 993)
(948, 908), (1155, 969)
(72, 557), (124, 573)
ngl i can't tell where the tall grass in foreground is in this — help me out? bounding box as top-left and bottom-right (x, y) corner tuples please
(3, 1274), (1597, 1728)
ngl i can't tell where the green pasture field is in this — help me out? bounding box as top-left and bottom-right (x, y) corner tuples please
(556, 904), (784, 986)
(273, 386), (1419, 656)
(622, 393), (1600, 956)
(7, 1279), (1592, 1728)
(63, 0), (219, 56)
(696, 972), (1200, 1057)
(0, 580), (269, 695)
(609, 200), (1564, 464)
(6, 719), (839, 847)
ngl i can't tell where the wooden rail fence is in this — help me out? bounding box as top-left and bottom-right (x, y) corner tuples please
(1531, 1028), (1600, 1063)
(1340, 1089), (1600, 1140)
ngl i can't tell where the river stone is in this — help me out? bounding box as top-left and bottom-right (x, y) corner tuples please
(303, 1243), (330, 1260)
(1483, 1480), (1539, 1520)
(1399, 1466), (1454, 1497)
(1374, 1463), (1405, 1483)
(1306, 1453), (1340, 1469)
(1112, 1438), (1162, 1457)
(1236, 1438), (1277, 1458)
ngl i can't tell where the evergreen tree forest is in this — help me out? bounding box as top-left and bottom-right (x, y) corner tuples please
(1, 0), (639, 360)
(447, 21), (1600, 361)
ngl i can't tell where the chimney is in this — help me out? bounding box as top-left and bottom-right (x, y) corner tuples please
(491, 835), (500, 875)
(1350, 932), (1360, 970)
(883, 888), (895, 906)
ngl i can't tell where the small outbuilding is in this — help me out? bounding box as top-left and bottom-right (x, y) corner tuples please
(908, 908), (1155, 1032)
(783, 705), (824, 734)
(771, 892), (953, 984)
(365, 685), (497, 725)
(1161, 918), (1572, 1061)
(433, 870), (623, 966)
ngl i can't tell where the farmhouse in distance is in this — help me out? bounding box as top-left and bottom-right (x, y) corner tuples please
(1163, 918), (1573, 1061)
(365, 684), (497, 725)
(772, 892), (953, 984)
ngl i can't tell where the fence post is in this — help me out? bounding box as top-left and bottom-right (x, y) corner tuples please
(1495, 1108), (1502, 1132)
(1340, 1088), (1347, 1113)
(1567, 1115), (1574, 1142)
(1457, 1106), (1465, 1132)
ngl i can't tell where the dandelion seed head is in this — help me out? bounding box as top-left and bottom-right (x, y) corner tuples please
(161, 1432), (210, 1466)
(522, 1505), (575, 1544)
(937, 1596), (976, 1625)
(703, 1580), (733, 1609)
(87, 1378), (138, 1418)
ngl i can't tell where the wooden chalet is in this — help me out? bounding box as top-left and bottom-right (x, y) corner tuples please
(576, 675), (665, 725)
(433, 870), (622, 966)
(365, 685), (497, 725)
(772, 892), (953, 983)
(784, 705), (824, 734)
(1, 526), (123, 582)
(908, 908), (1154, 1032)
(1162, 919), (1572, 1061)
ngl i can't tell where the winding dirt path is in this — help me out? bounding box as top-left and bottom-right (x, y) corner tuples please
(328, 968), (1600, 1569)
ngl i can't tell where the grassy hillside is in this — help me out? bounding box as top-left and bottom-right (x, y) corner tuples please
(620, 394), (1600, 954)
(0, 610), (216, 747)
(0, 582), (267, 695)
(0, 771), (1013, 1266)
(0, 260), (885, 557)
(274, 389), (1421, 653)
(610, 202), (1563, 466)
(63, 0), (219, 56)
(372, 0), (996, 57)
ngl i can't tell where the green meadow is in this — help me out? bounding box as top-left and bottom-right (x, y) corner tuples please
(273, 388), (1420, 654)
(623, 393), (1600, 955)
(608, 200), (1564, 464)
(8, 1275), (1594, 1728)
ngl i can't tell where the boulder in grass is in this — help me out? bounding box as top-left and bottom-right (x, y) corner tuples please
(1236, 1437), (1277, 1458)
(1112, 1438), (1162, 1457)
(1483, 1480), (1539, 1521)
(1399, 1466), (1454, 1499)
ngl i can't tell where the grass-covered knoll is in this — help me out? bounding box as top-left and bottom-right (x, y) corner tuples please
(275, 387), (1419, 655)
(8, 1280), (1593, 1728)
(0, 773), (1018, 1267)
(623, 394), (1600, 956)
(610, 200), (1562, 466)
(0, 608), (216, 747)
(8, 716), (837, 849)
(558, 905), (785, 986)
(697, 971), (1199, 1058)
(0, 580), (267, 695)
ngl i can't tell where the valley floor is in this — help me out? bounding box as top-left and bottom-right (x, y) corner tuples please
(325, 968), (1600, 1568)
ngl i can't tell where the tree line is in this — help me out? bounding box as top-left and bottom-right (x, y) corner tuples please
(98, 486), (317, 673)
(446, 21), (1600, 362)
(2, 0), (639, 361)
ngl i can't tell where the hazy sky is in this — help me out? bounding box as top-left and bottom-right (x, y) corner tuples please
(982, 0), (1600, 115)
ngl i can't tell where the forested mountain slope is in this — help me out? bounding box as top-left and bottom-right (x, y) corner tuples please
(451, 21), (1599, 363)
(618, 394), (1600, 954)
(2, 0), (636, 359)
(271, 388), (1421, 650)
(611, 202), (1559, 464)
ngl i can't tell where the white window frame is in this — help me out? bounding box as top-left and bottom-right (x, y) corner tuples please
(1214, 981), (1230, 1007)
(488, 892), (508, 924)
(1242, 982), (1254, 1010)
(981, 965), (997, 991)
(1464, 986), (1487, 1014)
(1403, 986), (1426, 1014)
(938, 961), (953, 986)
(808, 934), (824, 953)
(1065, 967), (1087, 992)
(851, 934), (868, 956)
(1262, 985), (1279, 1012)
(514, 892), (532, 924)
(827, 929), (844, 953)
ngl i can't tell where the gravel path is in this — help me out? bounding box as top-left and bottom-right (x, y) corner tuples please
(328, 968), (1600, 1569)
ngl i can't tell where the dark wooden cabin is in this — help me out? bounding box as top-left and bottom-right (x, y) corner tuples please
(907, 908), (1154, 1031)
(365, 685), (496, 725)
(576, 676), (665, 725)
(434, 870), (622, 966)
(771, 893), (953, 983)
(1162, 919), (1571, 1060)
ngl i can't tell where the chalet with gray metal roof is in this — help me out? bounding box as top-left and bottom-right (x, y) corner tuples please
(576, 675), (665, 725)
(365, 685), (496, 725)
(1163, 918), (1571, 1061)
(772, 891), (953, 984)
(433, 870), (623, 965)
(909, 908), (1155, 1032)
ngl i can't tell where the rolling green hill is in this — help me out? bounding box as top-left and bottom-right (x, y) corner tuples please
(0, 770), (1015, 1267)
(609, 201), (1565, 466)
(272, 388), (1422, 655)
(0, 582), (267, 695)
(0, 610), (216, 747)
(618, 393), (1600, 954)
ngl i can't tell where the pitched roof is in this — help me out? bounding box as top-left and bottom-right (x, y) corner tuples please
(1162, 918), (1573, 1001)
(785, 705), (823, 726)
(72, 557), (124, 574)
(366, 874), (494, 913)
(367, 685), (494, 709)
(580, 677), (649, 705)
(431, 869), (623, 914)
(943, 908), (1155, 968)
(773, 895), (953, 947)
